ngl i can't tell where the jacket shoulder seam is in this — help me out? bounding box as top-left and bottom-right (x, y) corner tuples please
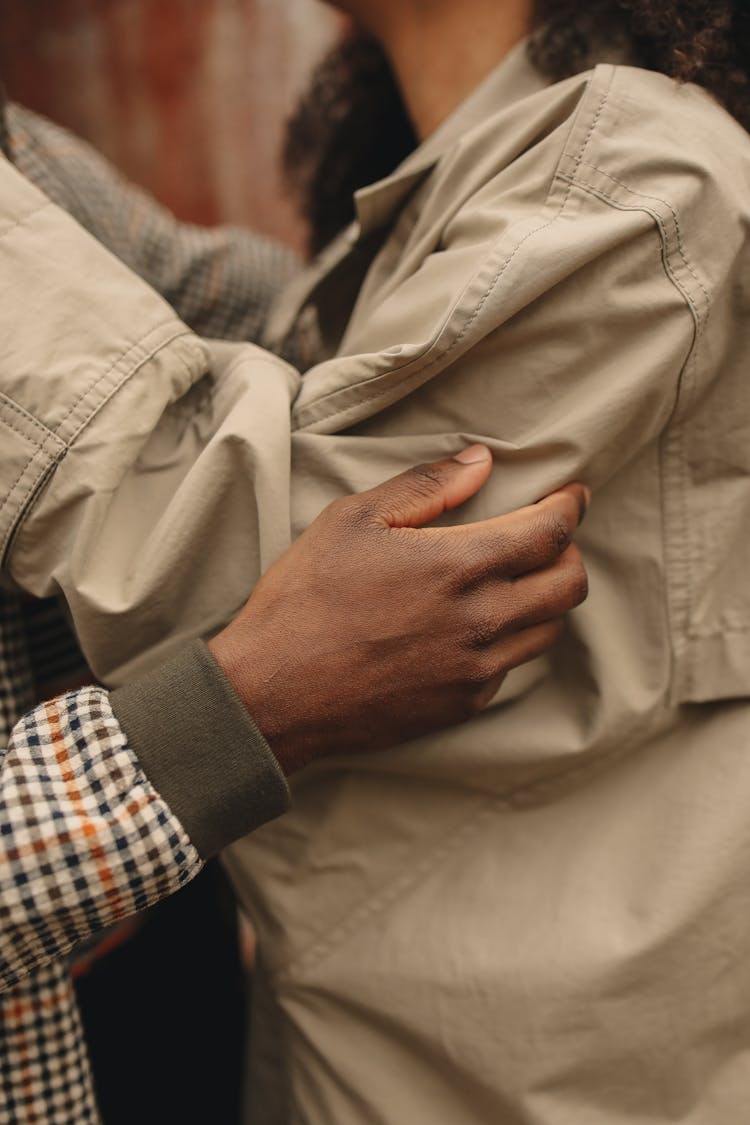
(293, 73), (614, 432)
(557, 171), (710, 423)
(565, 160), (710, 328)
(556, 169), (705, 683)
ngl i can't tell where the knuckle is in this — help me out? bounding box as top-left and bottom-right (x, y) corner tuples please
(546, 490), (579, 527)
(406, 462), (445, 496)
(448, 538), (491, 593)
(542, 512), (572, 558)
(323, 495), (351, 521)
(460, 648), (499, 688)
(326, 494), (373, 532)
(464, 609), (498, 651)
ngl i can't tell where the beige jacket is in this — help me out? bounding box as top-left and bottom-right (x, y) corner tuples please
(3, 41), (750, 1124)
(226, 46), (750, 1124)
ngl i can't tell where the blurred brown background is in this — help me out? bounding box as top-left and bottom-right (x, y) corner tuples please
(0, 0), (342, 249)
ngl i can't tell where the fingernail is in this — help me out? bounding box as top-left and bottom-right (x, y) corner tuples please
(453, 444), (491, 465)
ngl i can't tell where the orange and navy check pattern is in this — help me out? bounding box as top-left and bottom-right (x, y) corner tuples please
(0, 679), (202, 993)
(0, 964), (98, 1124)
(0, 591), (203, 1123)
(0, 591), (100, 1124)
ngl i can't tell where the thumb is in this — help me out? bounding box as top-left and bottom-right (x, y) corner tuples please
(363, 445), (493, 528)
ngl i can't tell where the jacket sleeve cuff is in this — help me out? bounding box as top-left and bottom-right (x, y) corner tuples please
(109, 639), (290, 859)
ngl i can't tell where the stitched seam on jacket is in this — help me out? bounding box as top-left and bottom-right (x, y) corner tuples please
(0, 326), (203, 563)
(53, 322), (199, 446)
(277, 794), (500, 984)
(557, 171), (705, 688)
(0, 442), (59, 534)
(294, 73), (614, 431)
(686, 623), (750, 639)
(294, 210), (568, 428)
(0, 393), (61, 445)
(573, 160), (711, 323)
(64, 327), (204, 449)
(0, 191), (201, 440)
(556, 175), (704, 358)
(0, 400), (64, 538)
(558, 151), (708, 629)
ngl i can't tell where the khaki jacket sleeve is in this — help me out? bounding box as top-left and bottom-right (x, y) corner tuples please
(295, 178), (695, 494)
(287, 73), (743, 710)
(0, 154), (300, 685)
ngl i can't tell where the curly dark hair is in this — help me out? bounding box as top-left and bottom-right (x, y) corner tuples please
(285, 2), (750, 255)
(283, 35), (416, 255)
(533, 1), (750, 131)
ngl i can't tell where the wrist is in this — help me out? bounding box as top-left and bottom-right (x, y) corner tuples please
(207, 627), (311, 777)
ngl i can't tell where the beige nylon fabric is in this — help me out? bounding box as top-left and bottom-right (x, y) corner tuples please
(223, 51), (750, 1124)
(3, 40), (750, 1123)
(0, 155), (299, 684)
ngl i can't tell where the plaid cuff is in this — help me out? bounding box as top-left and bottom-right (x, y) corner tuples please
(0, 686), (201, 991)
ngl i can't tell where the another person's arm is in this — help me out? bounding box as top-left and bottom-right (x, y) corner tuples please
(0, 451), (587, 992)
(5, 102), (298, 342)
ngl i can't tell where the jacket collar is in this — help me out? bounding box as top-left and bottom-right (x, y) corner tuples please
(266, 32), (631, 354)
(354, 37), (548, 236)
(352, 30), (636, 237)
(266, 38), (556, 353)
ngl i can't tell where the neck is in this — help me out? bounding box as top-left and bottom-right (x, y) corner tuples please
(369, 1), (534, 139)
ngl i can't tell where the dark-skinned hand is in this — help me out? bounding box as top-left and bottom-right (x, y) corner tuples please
(208, 444), (589, 774)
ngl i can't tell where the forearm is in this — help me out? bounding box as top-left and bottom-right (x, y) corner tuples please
(0, 641), (289, 992)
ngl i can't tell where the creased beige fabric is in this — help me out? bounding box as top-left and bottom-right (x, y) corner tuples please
(0, 156), (299, 683)
(222, 47), (750, 1124)
(3, 39), (750, 1124)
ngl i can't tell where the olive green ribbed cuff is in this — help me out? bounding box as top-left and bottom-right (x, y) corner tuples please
(110, 639), (290, 859)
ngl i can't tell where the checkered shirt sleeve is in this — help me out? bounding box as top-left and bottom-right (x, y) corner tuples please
(0, 591), (202, 1123)
(6, 102), (300, 343)
(0, 962), (99, 1125)
(0, 685), (202, 992)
